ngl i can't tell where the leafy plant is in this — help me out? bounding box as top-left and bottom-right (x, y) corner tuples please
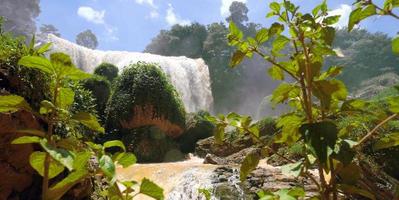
(206, 0), (399, 199)
(0, 50), (163, 199)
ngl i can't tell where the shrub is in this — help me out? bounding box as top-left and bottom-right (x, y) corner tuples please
(81, 75), (111, 118)
(94, 62), (119, 82)
(177, 111), (215, 153)
(256, 117), (277, 137)
(105, 62), (186, 134)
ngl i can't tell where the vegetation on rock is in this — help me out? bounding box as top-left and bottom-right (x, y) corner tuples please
(81, 75), (111, 119)
(93, 62), (119, 83)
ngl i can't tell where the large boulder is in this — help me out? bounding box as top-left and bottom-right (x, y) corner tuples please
(105, 62), (186, 137)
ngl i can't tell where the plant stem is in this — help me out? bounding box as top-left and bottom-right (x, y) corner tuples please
(356, 113), (398, 147)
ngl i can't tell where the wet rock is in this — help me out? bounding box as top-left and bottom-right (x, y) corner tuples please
(195, 135), (256, 158)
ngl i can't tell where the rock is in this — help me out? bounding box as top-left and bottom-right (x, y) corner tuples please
(0, 111), (41, 199)
(195, 135), (256, 158)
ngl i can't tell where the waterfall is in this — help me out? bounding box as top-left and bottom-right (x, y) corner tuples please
(44, 34), (213, 113)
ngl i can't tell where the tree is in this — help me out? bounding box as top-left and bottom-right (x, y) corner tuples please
(225, 1), (249, 29)
(75, 29), (98, 49)
(94, 62), (119, 82)
(0, 0), (40, 37)
(39, 24), (61, 37)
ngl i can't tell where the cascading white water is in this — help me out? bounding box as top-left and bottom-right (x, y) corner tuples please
(44, 34), (213, 113)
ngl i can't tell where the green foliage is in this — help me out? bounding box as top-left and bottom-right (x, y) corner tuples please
(75, 29), (98, 49)
(140, 178), (164, 200)
(105, 62), (186, 131)
(81, 75), (111, 118)
(94, 62), (119, 82)
(1, 47), (162, 200)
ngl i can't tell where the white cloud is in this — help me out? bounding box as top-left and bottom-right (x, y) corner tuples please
(77, 6), (105, 24)
(328, 4), (352, 28)
(77, 6), (118, 41)
(149, 10), (159, 19)
(135, 0), (159, 19)
(135, 0), (155, 8)
(220, 0), (247, 17)
(166, 4), (190, 26)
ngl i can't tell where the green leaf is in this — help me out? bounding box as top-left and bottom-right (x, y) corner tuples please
(319, 66), (343, 80)
(71, 112), (105, 133)
(392, 35), (399, 55)
(281, 161), (303, 177)
(61, 66), (91, 80)
(313, 79), (347, 110)
(348, 5), (376, 31)
(332, 140), (355, 165)
(99, 155), (116, 182)
(387, 96), (399, 113)
(116, 152), (137, 168)
(40, 140), (75, 171)
(73, 151), (92, 169)
(214, 124), (226, 144)
(15, 129), (46, 137)
(270, 2), (281, 13)
(103, 140), (126, 152)
(268, 23), (284, 37)
(40, 100), (55, 114)
(240, 152), (260, 181)
(227, 21), (243, 45)
(46, 170), (89, 200)
(275, 187), (305, 200)
(271, 83), (296, 105)
(323, 15), (340, 25)
(299, 121), (338, 164)
(50, 52), (74, 69)
(373, 132), (399, 150)
(30, 151), (65, 179)
(12, 136), (41, 144)
(230, 50), (246, 67)
(0, 95), (31, 113)
(198, 188), (211, 200)
(255, 28), (269, 44)
(140, 178), (164, 200)
(268, 66), (284, 80)
(18, 56), (54, 74)
(36, 43), (52, 54)
(57, 87), (75, 109)
(338, 184), (376, 200)
(272, 35), (290, 55)
(275, 114), (304, 144)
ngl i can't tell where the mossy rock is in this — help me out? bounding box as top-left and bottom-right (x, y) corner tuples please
(177, 110), (215, 153)
(94, 62), (119, 82)
(81, 75), (111, 118)
(105, 62), (186, 137)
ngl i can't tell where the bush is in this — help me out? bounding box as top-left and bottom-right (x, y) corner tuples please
(105, 62), (186, 135)
(0, 29), (50, 109)
(81, 75), (111, 119)
(94, 62), (119, 82)
(177, 111), (215, 153)
(257, 117), (277, 137)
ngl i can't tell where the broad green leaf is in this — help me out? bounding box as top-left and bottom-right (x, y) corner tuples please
(30, 151), (64, 179)
(18, 56), (54, 74)
(57, 87), (75, 109)
(319, 66), (343, 80)
(214, 124), (226, 144)
(116, 152), (137, 168)
(338, 184), (376, 200)
(331, 140), (355, 165)
(268, 66), (284, 80)
(36, 43), (52, 54)
(373, 132), (399, 150)
(230, 50), (246, 67)
(103, 140), (126, 152)
(348, 5), (376, 31)
(99, 155), (116, 181)
(40, 100), (55, 114)
(40, 140), (75, 171)
(387, 96), (399, 113)
(140, 178), (164, 200)
(323, 15), (340, 25)
(392, 35), (399, 55)
(0, 95), (31, 113)
(341, 99), (368, 112)
(198, 188), (211, 200)
(281, 161), (303, 177)
(86, 142), (103, 151)
(275, 114), (304, 144)
(12, 136), (41, 144)
(321, 26), (336, 46)
(272, 35), (289, 55)
(313, 79), (347, 110)
(61, 66), (91, 80)
(46, 170), (89, 200)
(270, 2), (280, 13)
(72, 112), (105, 133)
(255, 28), (269, 44)
(73, 151), (92, 169)
(15, 129), (46, 137)
(240, 152), (260, 181)
(271, 83), (296, 105)
(50, 52), (74, 69)
(268, 23), (284, 37)
(299, 121), (338, 164)
(227, 21), (243, 45)
(275, 187), (305, 200)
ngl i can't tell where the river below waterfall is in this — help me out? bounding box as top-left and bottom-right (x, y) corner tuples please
(116, 155), (317, 200)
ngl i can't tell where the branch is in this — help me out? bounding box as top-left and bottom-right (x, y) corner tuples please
(355, 113), (398, 147)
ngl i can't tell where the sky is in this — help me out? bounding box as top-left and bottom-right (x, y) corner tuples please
(36, 0), (399, 52)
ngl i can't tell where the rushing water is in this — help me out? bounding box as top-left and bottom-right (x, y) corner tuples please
(44, 34), (213, 113)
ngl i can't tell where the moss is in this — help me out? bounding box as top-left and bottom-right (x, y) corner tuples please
(105, 62), (186, 133)
(81, 75), (111, 119)
(94, 62), (119, 82)
(177, 111), (215, 153)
